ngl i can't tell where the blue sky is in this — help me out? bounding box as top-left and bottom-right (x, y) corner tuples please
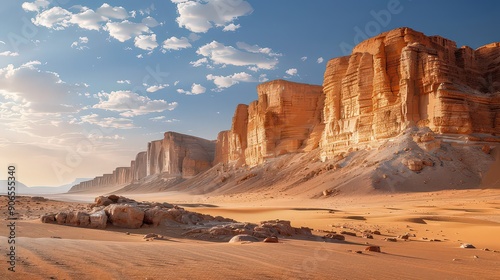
(1, 0), (499, 187)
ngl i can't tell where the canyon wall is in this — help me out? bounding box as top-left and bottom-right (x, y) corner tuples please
(320, 27), (500, 160)
(71, 27), (500, 193)
(214, 80), (324, 166)
(69, 132), (215, 192)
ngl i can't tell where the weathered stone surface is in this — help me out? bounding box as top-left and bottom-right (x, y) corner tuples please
(105, 204), (144, 229)
(215, 80), (323, 166)
(229, 234), (260, 243)
(263, 236), (279, 243)
(365, 246), (381, 252)
(66, 211), (89, 227)
(144, 206), (171, 226)
(55, 212), (67, 224)
(41, 214), (55, 223)
(89, 210), (107, 229)
(69, 132), (215, 192)
(320, 27), (500, 160)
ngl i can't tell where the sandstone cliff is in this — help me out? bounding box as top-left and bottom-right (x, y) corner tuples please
(320, 27), (500, 160)
(71, 27), (500, 195)
(214, 80), (324, 166)
(69, 132), (215, 192)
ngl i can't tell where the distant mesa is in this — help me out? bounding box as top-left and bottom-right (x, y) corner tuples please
(69, 27), (500, 194)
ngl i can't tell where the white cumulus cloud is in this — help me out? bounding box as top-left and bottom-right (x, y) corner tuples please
(191, 83), (206, 94)
(105, 20), (151, 42)
(93, 91), (178, 117)
(134, 34), (158, 51)
(21, 0), (50, 12)
(177, 83), (206, 95)
(317, 57), (324, 64)
(285, 68), (298, 76)
(0, 61), (75, 113)
(162, 36), (192, 50)
(190, 58), (208, 67)
(96, 3), (129, 20)
(223, 23), (240, 32)
(70, 9), (107, 31)
(80, 113), (137, 129)
(32, 7), (72, 30)
(146, 84), (169, 93)
(0, 51), (19, 57)
(197, 41), (278, 70)
(172, 0), (253, 33)
(206, 72), (256, 89)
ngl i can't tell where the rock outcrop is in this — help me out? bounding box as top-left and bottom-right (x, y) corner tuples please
(70, 27), (500, 195)
(214, 80), (324, 166)
(320, 27), (500, 160)
(69, 132), (216, 192)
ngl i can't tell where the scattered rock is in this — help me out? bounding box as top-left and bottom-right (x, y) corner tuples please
(403, 158), (423, 172)
(55, 212), (67, 224)
(229, 234), (260, 243)
(340, 231), (356, 237)
(398, 233), (410, 240)
(385, 238), (397, 242)
(105, 204), (144, 229)
(89, 210), (107, 229)
(40, 214), (55, 223)
(460, 243), (476, 249)
(362, 233), (373, 239)
(322, 233), (345, 241)
(365, 246), (381, 253)
(482, 145), (491, 154)
(263, 236), (279, 243)
(94, 196), (113, 207)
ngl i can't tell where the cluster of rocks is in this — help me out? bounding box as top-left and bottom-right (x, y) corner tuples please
(41, 196), (313, 242)
(182, 219), (312, 241)
(41, 195), (235, 230)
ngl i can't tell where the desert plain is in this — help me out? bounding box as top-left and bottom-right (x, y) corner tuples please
(1, 187), (500, 280)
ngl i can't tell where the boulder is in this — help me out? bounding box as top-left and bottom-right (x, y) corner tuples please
(322, 233), (345, 241)
(106, 204), (144, 229)
(365, 246), (381, 253)
(41, 214), (55, 223)
(229, 234), (260, 243)
(95, 196), (113, 207)
(66, 211), (89, 227)
(460, 243), (476, 249)
(89, 210), (107, 229)
(144, 207), (171, 226)
(55, 212), (67, 224)
(263, 236), (279, 243)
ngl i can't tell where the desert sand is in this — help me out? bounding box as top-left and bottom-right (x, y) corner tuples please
(1, 189), (500, 280)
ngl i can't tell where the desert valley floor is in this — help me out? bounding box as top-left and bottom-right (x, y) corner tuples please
(1, 189), (500, 280)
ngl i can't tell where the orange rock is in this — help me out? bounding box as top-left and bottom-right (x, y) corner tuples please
(320, 27), (500, 160)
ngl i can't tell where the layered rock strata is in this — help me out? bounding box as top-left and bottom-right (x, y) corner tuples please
(69, 132), (215, 192)
(215, 80), (324, 166)
(319, 27), (500, 160)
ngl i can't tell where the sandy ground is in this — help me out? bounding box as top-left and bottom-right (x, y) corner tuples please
(1, 190), (500, 279)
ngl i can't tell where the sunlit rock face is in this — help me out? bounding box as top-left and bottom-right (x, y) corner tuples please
(214, 80), (324, 166)
(320, 27), (500, 160)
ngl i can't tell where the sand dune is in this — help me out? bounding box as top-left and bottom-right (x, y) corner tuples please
(1, 189), (500, 279)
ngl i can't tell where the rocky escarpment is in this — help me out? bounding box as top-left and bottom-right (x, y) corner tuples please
(214, 80), (324, 166)
(71, 27), (500, 195)
(320, 27), (500, 160)
(69, 132), (215, 192)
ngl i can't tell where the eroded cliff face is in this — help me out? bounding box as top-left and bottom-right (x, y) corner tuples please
(69, 132), (215, 192)
(214, 80), (324, 166)
(320, 27), (500, 160)
(71, 27), (500, 194)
